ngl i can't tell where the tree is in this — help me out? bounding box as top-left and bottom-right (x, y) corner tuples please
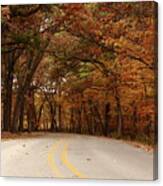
(1, 2), (157, 145)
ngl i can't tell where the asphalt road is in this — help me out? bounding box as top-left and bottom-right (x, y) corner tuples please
(1, 133), (154, 180)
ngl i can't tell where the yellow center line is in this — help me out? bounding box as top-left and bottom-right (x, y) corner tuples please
(61, 142), (87, 179)
(48, 141), (63, 178)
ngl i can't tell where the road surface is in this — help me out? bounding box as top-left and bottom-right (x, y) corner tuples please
(1, 133), (154, 180)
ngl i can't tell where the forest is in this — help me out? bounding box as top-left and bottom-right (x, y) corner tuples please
(1, 2), (157, 145)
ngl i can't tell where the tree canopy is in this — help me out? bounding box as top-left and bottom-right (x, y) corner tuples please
(1, 2), (157, 145)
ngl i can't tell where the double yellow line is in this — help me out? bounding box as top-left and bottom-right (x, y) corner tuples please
(48, 141), (86, 179)
(48, 141), (63, 178)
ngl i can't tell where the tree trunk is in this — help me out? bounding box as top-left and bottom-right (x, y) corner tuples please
(76, 108), (82, 134)
(104, 102), (110, 136)
(87, 100), (95, 135)
(18, 101), (25, 132)
(56, 79), (62, 131)
(115, 94), (123, 138)
(3, 52), (14, 131)
(70, 107), (74, 132)
(37, 102), (44, 130)
(49, 103), (57, 132)
(132, 104), (138, 134)
(12, 44), (48, 132)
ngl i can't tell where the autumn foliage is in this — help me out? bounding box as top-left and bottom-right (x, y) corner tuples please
(1, 2), (157, 145)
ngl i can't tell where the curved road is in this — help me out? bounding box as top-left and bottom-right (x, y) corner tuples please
(1, 133), (154, 180)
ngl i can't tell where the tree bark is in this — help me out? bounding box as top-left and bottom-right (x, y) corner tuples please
(104, 102), (110, 136)
(115, 94), (123, 138)
(113, 85), (123, 138)
(2, 52), (14, 131)
(12, 47), (47, 132)
(18, 100), (25, 132)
